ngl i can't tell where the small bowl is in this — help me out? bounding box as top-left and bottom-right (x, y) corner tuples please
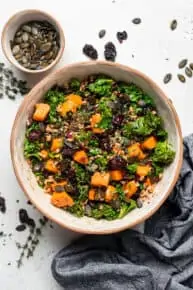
(1, 9), (65, 74)
(10, 61), (183, 234)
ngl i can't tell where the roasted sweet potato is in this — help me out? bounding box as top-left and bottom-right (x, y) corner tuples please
(124, 181), (138, 198)
(90, 113), (104, 134)
(51, 192), (74, 208)
(110, 170), (124, 181)
(142, 136), (157, 150)
(73, 150), (89, 165)
(39, 150), (48, 159)
(128, 143), (141, 158)
(51, 138), (63, 152)
(45, 159), (58, 173)
(138, 150), (147, 160)
(105, 185), (116, 202)
(33, 103), (50, 121)
(67, 94), (83, 106)
(91, 172), (110, 187)
(136, 165), (151, 177)
(88, 189), (96, 200)
(58, 94), (83, 117)
(144, 177), (152, 188)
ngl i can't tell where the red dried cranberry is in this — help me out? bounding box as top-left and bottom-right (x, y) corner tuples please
(62, 147), (75, 157)
(112, 115), (124, 126)
(108, 155), (127, 170)
(28, 130), (42, 141)
(99, 137), (111, 152)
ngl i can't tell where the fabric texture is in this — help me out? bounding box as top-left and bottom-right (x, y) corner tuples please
(52, 135), (193, 290)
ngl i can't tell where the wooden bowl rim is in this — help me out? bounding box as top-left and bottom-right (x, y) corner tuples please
(1, 9), (65, 74)
(10, 61), (183, 234)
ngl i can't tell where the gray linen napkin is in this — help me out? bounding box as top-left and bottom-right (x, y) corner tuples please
(52, 134), (193, 290)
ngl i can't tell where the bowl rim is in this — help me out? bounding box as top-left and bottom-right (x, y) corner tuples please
(10, 61), (183, 234)
(1, 9), (65, 74)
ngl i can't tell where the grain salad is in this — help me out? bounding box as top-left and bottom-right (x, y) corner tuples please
(23, 75), (175, 220)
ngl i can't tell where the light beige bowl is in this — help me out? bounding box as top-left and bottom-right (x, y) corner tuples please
(1, 9), (65, 74)
(10, 61), (183, 234)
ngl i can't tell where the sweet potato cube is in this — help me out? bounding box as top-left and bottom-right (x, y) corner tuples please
(91, 172), (110, 187)
(67, 94), (83, 106)
(124, 181), (138, 198)
(51, 138), (63, 152)
(45, 159), (58, 173)
(142, 136), (157, 150)
(73, 150), (89, 165)
(128, 143), (141, 158)
(88, 189), (96, 201)
(90, 113), (104, 134)
(105, 185), (116, 202)
(33, 103), (50, 121)
(51, 192), (74, 208)
(39, 150), (48, 159)
(110, 170), (124, 181)
(136, 165), (151, 177)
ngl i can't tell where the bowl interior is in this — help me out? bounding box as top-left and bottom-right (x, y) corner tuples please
(11, 62), (182, 234)
(2, 10), (64, 73)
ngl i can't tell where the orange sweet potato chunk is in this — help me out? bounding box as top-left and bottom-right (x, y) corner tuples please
(124, 181), (138, 198)
(110, 170), (124, 181)
(51, 138), (63, 152)
(105, 185), (116, 202)
(88, 189), (96, 201)
(91, 172), (110, 187)
(73, 150), (89, 165)
(136, 165), (151, 177)
(33, 103), (50, 121)
(142, 136), (157, 150)
(45, 159), (58, 173)
(90, 114), (104, 134)
(51, 192), (74, 208)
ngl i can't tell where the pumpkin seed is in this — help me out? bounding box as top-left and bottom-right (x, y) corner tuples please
(178, 59), (188, 69)
(177, 74), (186, 83)
(31, 26), (38, 35)
(12, 45), (20, 55)
(22, 25), (32, 33)
(15, 37), (22, 44)
(132, 18), (141, 24)
(185, 67), (192, 78)
(170, 19), (177, 30)
(163, 73), (172, 84)
(22, 32), (29, 42)
(189, 63), (193, 70)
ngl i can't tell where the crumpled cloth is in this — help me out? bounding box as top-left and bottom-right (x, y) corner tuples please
(52, 135), (193, 290)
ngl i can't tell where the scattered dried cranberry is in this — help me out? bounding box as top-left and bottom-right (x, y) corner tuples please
(108, 155), (127, 170)
(62, 147), (75, 157)
(98, 29), (106, 38)
(104, 42), (117, 62)
(0, 196), (6, 213)
(112, 115), (124, 126)
(99, 137), (111, 152)
(28, 130), (42, 141)
(116, 31), (128, 43)
(83, 44), (98, 60)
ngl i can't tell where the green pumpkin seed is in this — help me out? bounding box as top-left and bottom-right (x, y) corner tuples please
(178, 59), (188, 69)
(163, 73), (172, 84)
(185, 67), (192, 78)
(189, 63), (193, 70)
(177, 74), (186, 83)
(170, 19), (177, 30)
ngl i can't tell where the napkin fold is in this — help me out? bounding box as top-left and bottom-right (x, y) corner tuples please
(52, 134), (193, 290)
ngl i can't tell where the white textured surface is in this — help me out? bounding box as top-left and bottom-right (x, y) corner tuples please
(0, 0), (192, 289)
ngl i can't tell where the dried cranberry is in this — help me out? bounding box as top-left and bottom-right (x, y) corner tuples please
(60, 159), (71, 172)
(104, 42), (117, 62)
(99, 137), (111, 152)
(83, 44), (98, 60)
(62, 147), (75, 157)
(28, 130), (42, 141)
(108, 155), (127, 170)
(66, 131), (73, 139)
(19, 209), (29, 224)
(116, 31), (128, 43)
(112, 115), (124, 126)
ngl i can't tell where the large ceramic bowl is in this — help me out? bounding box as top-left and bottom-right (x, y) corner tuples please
(10, 61), (183, 234)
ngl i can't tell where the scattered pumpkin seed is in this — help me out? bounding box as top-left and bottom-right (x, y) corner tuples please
(170, 19), (177, 30)
(178, 59), (188, 69)
(185, 67), (192, 78)
(189, 63), (193, 70)
(163, 73), (172, 84)
(132, 18), (141, 24)
(177, 74), (186, 83)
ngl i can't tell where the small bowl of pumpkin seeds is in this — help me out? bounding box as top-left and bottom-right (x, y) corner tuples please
(1, 9), (65, 74)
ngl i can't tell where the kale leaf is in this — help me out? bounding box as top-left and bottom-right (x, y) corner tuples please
(44, 90), (65, 123)
(88, 78), (113, 96)
(152, 141), (175, 165)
